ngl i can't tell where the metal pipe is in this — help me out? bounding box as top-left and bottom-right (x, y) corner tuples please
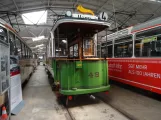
(7, 14), (13, 27)
(57, 27), (60, 57)
(12, 0), (19, 10)
(15, 15), (20, 32)
(49, 40), (51, 57)
(50, 31), (54, 57)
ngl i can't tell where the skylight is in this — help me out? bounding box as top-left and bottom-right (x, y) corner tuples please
(22, 10), (47, 25)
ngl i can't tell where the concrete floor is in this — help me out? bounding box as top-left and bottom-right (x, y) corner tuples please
(11, 66), (68, 120)
(11, 65), (161, 120)
(68, 96), (129, 120)
(11, 66), (129, 120)
(96, 85), (161, 120)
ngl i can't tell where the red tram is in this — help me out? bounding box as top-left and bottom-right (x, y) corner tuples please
(101, 17), (161, 94)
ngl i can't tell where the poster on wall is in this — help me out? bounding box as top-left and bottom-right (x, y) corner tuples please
(10, 56), (24, 115)
(0, 42), (9, 94)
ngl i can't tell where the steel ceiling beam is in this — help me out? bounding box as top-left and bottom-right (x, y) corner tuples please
(48, 0), (50, 6)
(73, 0), (78, 8)
(12, 6), (75, 13)
(12, 0), (19, 11)
(15, 15), (20, 31)
(12, 23), (53, 27)
(7, 14), (13, 27)
(0, 11), (17, 15)
(96, 0), (109, 13)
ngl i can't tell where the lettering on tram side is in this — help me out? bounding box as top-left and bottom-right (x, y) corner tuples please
(88, 72), (99, 78)
(128, 64), (161, 79)
(109, 63), (122, 72)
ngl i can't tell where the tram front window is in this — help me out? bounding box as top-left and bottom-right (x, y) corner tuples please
(83, 38), (94, 57)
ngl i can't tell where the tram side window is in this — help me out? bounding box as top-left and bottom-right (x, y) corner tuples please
(9, 32), (16, 55)
(27, 47), (29, 58)
(28, 50), (30, 58)
(83, 38), (94, 56)
(25, 45), (28, 58)
(135, 27), (161, 57)
(26, 46), (28, 58)
(74, 44), (78, 57)
(30, 51), (33, 58)
(29, 50), (32, 58)
(21, 43), (25, 58)
(0, 26), (7, 43)
(101, 45), (113, 58)
(24, 45), (28, 58)
(28, 49), (31, 58)
(15, 37), (22, 58)
(114, 36), (133, 57)
(69, 46), (73, 57)
(115, 42), (132, 57)
(50, 40), (52, 57)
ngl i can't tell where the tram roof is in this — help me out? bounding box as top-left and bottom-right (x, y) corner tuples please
(131, 17), (161, 33)
(52, 18), (110, 35)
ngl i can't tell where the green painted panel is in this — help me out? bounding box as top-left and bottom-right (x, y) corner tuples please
(76, 61), (82, 68)
(51, 59), (109, 95)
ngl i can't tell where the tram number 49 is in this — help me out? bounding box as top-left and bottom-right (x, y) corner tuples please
(88, 72), (99, 78)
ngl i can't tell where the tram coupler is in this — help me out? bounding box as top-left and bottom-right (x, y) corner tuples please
(89, 95), (96, 100)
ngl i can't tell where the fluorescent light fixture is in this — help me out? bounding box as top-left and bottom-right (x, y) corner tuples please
(22, 10), (47, 25)
(36, 44), (44, 48)
(38, 47), (43, 50)
(39, 47), (43, 50)
(39, 56), (43, 59)
(22, 37), (33, 39)
(56, 49), (61, 51)
(149, 0), (161, 2)
(32, 36), (45, 41)
(62, 40), (67, 43)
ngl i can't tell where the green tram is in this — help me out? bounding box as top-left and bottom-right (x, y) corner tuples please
(46, 12), (110, 104)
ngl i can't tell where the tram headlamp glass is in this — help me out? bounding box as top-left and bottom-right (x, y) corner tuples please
(22, 10), (47, 25)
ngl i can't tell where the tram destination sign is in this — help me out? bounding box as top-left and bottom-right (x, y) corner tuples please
(72, 13), (98, 20)
(65, 5), (108, 21)
(142, 36), (157, 43)
(66, 11), (108, 21)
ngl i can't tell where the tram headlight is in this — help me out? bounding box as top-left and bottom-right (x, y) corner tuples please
(66, 11), (72, 17)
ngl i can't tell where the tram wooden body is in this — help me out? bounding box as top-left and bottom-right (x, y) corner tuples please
(46, 14), (110, 101)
